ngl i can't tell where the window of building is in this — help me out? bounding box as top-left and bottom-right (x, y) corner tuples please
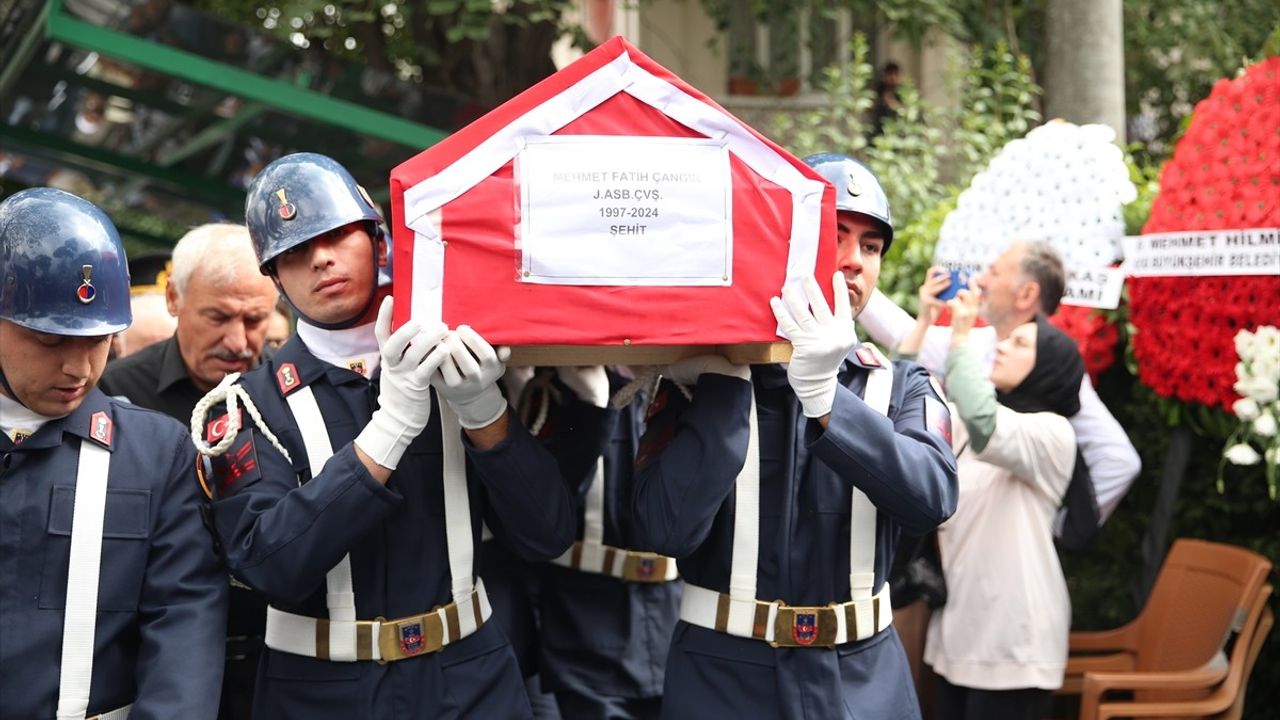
(725, 1), (878, 97)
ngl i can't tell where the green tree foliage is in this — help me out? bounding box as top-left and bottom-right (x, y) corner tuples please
(1123, 0), (1280, 157)
(192, 0), (576, 106)
(725, 0), (1278, 156)
(947, 0), (1278, 157)
(771, 36), (1040, 313)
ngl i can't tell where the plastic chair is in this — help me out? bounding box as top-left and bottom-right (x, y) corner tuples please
(1077, 584), (1272, 720)
(1210, 594), (1273, 720)
(1061, 538), (1272, 719)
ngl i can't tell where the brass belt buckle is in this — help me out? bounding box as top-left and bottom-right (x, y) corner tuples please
(771, 604), (839, 648)
(622, 552), (669, 583)
(377, 612), (445, 662)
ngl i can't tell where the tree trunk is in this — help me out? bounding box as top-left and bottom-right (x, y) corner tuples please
(1043, 0), (1125, 140)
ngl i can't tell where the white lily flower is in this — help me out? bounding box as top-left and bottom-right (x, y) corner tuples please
(1253, 412), (1278, 437)
(1224, 443), (1262, 465)
(1233, 397), (1262, 421)
(1235, 377), (1279, 404)
(1253, 357), (1280, 386)
(1255, 325), (1280, 352)
(1235, 330), (1256, 360)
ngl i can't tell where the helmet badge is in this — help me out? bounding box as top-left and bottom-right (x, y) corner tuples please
(77, 264), (96, 304)
(275, 188), (298, 220)
(846, 172), (863, 197)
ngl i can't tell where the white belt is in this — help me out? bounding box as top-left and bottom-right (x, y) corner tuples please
(550, 540), (678, 583)
(680, 583), (892, 648)
(548, 446), (678, 584)
(265, 580), (492, 663)
(87, 706), (131, 720)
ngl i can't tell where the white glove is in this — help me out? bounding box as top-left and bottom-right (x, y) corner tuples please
(355, 298), (450, 469)
(556, 366), (609, 408)
(771, 272), (857, 418)
(431, 325), (512, 429)
(663, 355), (750, 386)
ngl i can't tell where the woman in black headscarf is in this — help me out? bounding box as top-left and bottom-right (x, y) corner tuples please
(923, 288), (1085, 720)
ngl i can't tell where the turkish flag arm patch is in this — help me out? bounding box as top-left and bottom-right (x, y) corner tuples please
(209, 429), (263, 499)
(924, 396), (952, 447)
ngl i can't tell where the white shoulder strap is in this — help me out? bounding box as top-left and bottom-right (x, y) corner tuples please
(574, 458), (608, 571)
(725, 391), (761, 637)
(724, 350), (894, 616)
(852, 346), (894, 601)
(285, 387), (357, 661)
(437, 402), (478, 633)
(56, 440), (112, 720)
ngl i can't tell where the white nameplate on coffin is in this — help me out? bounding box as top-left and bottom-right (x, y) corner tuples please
(517, 135), (732, 286)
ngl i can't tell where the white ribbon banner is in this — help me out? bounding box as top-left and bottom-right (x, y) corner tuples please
(1062, 266), (1126, 309)
(517, 135), (733, 286)
(1121, 228), (1280, 278)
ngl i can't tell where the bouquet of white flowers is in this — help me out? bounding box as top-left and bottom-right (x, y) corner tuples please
(1222, 325), (1280, 499)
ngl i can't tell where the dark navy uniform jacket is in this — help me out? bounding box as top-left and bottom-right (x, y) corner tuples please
(100, 333), (268, 719)
(205, 336), (603, 719)
(538, 375), (681, 701)
(479, 374), (617, 681)
(631, 353), (958, 720)
(0, 389), (228, 719)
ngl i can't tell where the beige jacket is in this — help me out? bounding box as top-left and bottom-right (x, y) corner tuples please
(924, 403), (1076, 690)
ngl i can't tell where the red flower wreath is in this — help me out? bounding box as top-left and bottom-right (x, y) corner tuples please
(1049, 305), (1120, 382)
(1129, 56), (1280, 409)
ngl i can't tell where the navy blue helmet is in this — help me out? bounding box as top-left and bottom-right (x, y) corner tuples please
(0, 187), (131, 336)
(245, 152), (383, 271)
(803, 153), (894, 252)
(245, 152), (386, 328)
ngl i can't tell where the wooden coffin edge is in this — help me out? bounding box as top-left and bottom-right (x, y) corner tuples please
(506, 341), (793, 366)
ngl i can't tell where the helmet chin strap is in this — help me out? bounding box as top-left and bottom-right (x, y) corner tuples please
(0, 369), (31, 410)
(273, 232), (382, 331)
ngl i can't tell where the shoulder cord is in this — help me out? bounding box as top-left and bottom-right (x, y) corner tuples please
(609, 366), (692, 411)
(190, 372), (293, 464)
(516, 369), (562, 437)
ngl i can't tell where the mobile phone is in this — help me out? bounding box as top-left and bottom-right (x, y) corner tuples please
(935, 269), (970, 301)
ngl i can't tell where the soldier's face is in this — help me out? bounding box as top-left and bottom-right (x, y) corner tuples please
(834, 211), (885, 317)
(274, 223), (385, 326)
(0, 320), (111, 417)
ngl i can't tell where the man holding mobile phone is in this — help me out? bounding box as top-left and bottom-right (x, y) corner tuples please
(864, 242), (1140, 533)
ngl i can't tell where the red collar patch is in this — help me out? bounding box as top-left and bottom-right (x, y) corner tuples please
(854, 347), (881, 368)
(276, 363), (302, 395)
(88, 411), (113, 448)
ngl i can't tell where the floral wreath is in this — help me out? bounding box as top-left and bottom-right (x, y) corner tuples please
(1128, 56), (1280, 410)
